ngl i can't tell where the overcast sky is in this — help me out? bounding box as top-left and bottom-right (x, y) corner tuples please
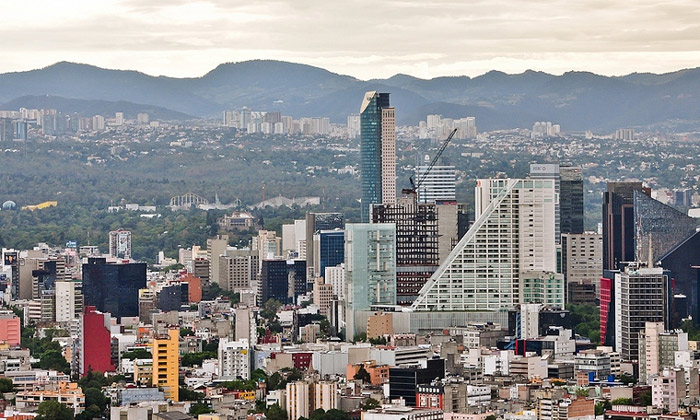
(2, 0), (699, 79)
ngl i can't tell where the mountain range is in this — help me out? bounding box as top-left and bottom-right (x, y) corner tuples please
(1, 60), (700, 131)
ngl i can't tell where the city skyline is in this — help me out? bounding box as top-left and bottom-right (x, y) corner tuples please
(1, 0), (699, 80)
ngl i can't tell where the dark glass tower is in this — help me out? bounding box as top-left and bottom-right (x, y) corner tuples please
(82, 258), (146, 319)
(360, 91), (394, 222)
(559, 166), (584, 234)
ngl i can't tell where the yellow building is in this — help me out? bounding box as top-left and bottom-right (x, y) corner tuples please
(152, 328), (179, 401)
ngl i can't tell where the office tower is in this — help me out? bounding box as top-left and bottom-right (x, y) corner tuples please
(252, 230), (282, 269)
(152, 328), (179, 401)
(137, 113), (149, 124)
(638, 321), (688, 384)
(109, 229), (132, 259)
(412, 178), (556, 312)
(218, 338), (251, 380)
(193, 258), (209, 285)
(360, 91), (396, 221)
(82, 258), (146, 319)
(344, 223), (396, 338)
(658, 231), (700, 323)
(289, 259), (306, 300)
(389, 358), (445, 406)
(561, 232), (603, 303)
(219, 249), (258, 292)
(305, 213), (344, 280)
(415, 165), (456, 204)
(559, 166), (584, 234)
(286, 381), (311, 420)
(259, 259), (289, 305)
(614, 267), (669, 361)
(602, 182), (648, 270)
(313, 230), (344, 281)
(371, 197), (439, 304)
(436, 202), (461, 263)
(81, 306), (115, 376)
(138, 289), (156, 323)
(115, 112), (124, 125)
(519, 272), (565, 308)
(158, 284), (182, 312)
(207, 234), (229, 285)
(313, 277), (334, 317)
(633, 190), (697, 265)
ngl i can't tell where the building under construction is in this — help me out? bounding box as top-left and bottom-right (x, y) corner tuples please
(371, 197), (439, 304)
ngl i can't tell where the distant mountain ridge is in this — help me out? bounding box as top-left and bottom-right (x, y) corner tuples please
(1, 60), (700, 131)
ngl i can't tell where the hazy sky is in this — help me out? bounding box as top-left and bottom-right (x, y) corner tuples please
(2, 0), (700, 79)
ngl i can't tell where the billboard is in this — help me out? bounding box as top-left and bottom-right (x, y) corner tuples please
(66, 240), (78, 248)
(3, 252), (17, 266)
(118, 232), (129, 254)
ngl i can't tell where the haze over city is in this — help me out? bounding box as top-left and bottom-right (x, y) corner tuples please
(2, 0), (700, 79)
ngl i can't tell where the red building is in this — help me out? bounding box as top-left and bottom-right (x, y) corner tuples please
(81, 306), (115, 376)
(600, 276), (613, 345)
(291, 353), (312, 370)
(182, 274), (202, 303)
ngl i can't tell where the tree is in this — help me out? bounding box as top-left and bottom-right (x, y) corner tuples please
(485, 416), (497, 420)
(39, 350), (71, 374)
(179, 387), (204, 402)
(618, 373), (636, 386)
(84, 388), (110, 413)
(189, 402), (214, 417)
(640, 390), (652, 407)
(265, 404), (288, 420)
(353, 365), (371, 383)
(611, 398), (633, 406)
(120, 349), (151, 360)
(0, 377), (13, 393)
(261, 299), (282, 321)
(34, 400), (74, 420)
(575, 387), (589, 397)
(180, 327), (194, 337)
(268, 372), (286, 390)
(359, 398), (380, 411)
(595, 400), (612, 416)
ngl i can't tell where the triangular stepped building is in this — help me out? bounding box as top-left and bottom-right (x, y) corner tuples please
(412, 178), (558, 312)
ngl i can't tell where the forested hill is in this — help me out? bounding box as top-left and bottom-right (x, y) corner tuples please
(2, 61), (700, 130)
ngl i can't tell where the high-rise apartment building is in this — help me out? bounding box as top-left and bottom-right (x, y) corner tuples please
(252, 230), (282, 270)
(412, 178), (557, 312)
(614, 267), (669, 361)
(286, 381), (311, 420)
(360, 91), (396, 222)
(218, 338), (251, 380)
(345, 223), (396, 338)
(82, 258), (146, 319)
(152, 328), (179, 401)
(371, 197), (439, 304)
(313, 277), (335, 317)
(638, 321), (688, 384)
(325, 264), (345, 301)
(415, 165), (456, 204)
(55, 280), (82, 323)
(109, 229), (132, 259)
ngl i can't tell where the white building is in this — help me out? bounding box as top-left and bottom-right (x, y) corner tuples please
(412, 178), (556, 311)
(218, 338), (250, 380)
(325, 264), (345, 301)
(54, 281), (81, 323)
(415, 165), (456, 204)
(286, 381), (310, 420)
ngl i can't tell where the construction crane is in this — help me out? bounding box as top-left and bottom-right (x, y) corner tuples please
(402, 128), (458, 197)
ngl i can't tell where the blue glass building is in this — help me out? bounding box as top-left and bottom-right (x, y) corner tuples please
(317, 230), (345, 278)
(360, 91), (394, 222)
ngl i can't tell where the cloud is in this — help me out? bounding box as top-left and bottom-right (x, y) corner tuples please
(0, 0), (698, 79)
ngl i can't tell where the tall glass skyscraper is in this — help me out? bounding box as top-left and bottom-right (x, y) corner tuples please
(360, 91), (395, 222)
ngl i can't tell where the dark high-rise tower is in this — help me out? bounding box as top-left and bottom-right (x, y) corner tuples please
(602, 182), (648, 270)
(360, 91), (396, 222)
(82, 258), (146, 319)
(559, 166), (584, 235)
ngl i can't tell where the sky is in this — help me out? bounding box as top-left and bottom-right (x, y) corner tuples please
(1, 0), (700, 80)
